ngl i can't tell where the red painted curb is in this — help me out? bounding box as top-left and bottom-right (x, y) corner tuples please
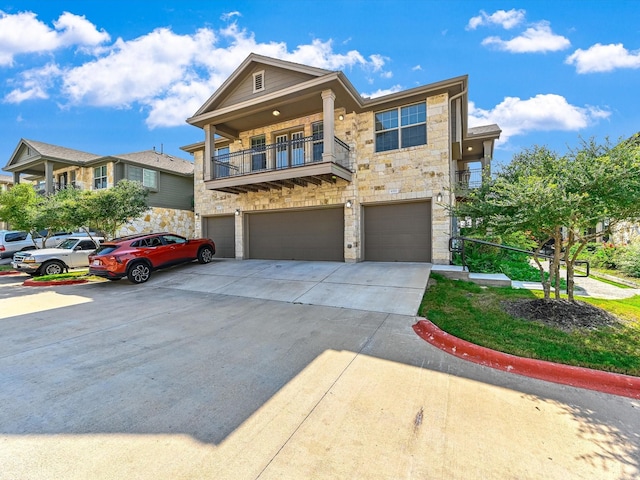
(22, 278), (88, 287)
(0, 270), (21, 276)
(413, 318), (640, 399)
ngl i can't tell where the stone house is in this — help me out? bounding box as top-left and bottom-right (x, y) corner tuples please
(183, 53), (501, 263)
(3, 139), (195, 237)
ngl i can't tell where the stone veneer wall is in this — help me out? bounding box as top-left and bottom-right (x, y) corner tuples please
(611, 221), (640, 245)
(193, 91), (452, 263)
(115, 207), (195, 238)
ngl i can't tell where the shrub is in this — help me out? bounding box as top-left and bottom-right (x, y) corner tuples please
(573, 242), (619, 269)
(617, 242), (640, 278)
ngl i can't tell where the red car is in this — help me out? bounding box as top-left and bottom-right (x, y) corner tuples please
(89, 232), (215, 284)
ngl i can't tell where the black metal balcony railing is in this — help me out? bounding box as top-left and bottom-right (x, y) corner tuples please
(210, 135), (350, 180)
(455, 168), (483, 190)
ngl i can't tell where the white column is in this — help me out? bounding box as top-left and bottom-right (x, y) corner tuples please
(321, 89), (336, 162)
(482, 139), (493, 176)
(44, 160), (54, 194)
(204, 124), (216, 180)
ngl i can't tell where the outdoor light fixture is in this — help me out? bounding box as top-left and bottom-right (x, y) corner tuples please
(272, 109), (280, 116)
(338, 114), (344, 121)
(436, 192), (443, 202)
(195, 212), (200, 219)
(235, 208), (241, 216)
(467, 146), (473, 151)
(346, 200), (353, 208)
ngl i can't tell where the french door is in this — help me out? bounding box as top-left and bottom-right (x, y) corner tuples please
(276, 131), (305, 169)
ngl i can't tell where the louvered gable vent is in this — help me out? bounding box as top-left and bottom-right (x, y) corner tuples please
(253, 70), (265, 93)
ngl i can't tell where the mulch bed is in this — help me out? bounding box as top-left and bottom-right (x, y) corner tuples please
(502, 299), (621, 332)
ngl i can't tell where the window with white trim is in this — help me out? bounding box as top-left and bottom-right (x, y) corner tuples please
(128, 166), (158, 189)
(375, 102), (426, 152)
(93, 165), (107, 189)
(253, 70), (265, 93)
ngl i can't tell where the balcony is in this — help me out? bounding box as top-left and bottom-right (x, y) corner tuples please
(455, 168), (483, 193)
(205, 136), (352, 194)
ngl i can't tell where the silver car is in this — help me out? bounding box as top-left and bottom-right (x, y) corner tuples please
(12, 236), (104, 276)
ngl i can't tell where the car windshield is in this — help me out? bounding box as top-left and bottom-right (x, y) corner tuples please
(57, 239), (78, 249)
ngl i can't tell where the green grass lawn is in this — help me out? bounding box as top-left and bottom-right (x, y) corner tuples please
(420, 274), (640, 376)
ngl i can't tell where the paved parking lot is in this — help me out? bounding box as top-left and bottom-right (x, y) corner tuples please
(0, 260), (638, 479)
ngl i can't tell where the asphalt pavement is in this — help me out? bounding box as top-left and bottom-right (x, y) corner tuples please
(0, 260), (638, 479)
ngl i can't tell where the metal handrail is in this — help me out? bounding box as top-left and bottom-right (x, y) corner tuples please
(449, 236), (589, 277)
(209, 135), (350, 181)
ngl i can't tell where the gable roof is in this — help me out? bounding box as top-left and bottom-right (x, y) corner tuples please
(186, 53), (469, 138)
(191, 53), (333, 118)
(4, 138), (193, 177)
(111, 150), (194, 176)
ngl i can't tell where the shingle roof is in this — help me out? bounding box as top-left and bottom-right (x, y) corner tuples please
(468, 124), (502, 137)
(23, 139), (102, 162)
(0, 174), (12, 184)
(111, 150), (194, 176)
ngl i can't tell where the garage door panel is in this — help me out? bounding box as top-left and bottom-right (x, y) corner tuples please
(364, 202), (431, 262)
(248, 208), (344, 261)
(203, 215), (235, 258)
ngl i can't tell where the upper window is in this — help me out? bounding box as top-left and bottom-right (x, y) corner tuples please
(375, 102), (427, 152)
(128, 166), (158, 189)
(253, 70), (265, 93)
(94, 165), (107, 189)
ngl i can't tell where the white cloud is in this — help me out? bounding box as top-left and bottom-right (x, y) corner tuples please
(565, 43), (640, 73)
(467, 9), (525, 30)
(481, 22), (570, 53)
(220, 11), (241, 22)
(469, 94), (610, 144)
(61, 27), (216, 107)
(0, 10), (109, 66)
(362, 85), (403, 99)
(54, 11), (110, 47)
(4, 63), (62, 103)
(412, 65), (422, 71)
(3, 14), (390, 128)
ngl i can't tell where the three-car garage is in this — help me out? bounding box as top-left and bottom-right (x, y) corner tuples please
(203, 200), (432, 263)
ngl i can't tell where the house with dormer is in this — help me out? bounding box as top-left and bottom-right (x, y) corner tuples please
(182, 54), (500, 263)
(3, 139), (195, 237)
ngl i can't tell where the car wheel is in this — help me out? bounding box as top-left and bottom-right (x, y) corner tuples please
(42, 260), (65, 276)
(127, 262), (151, 284)
(197, 246), (214, 264)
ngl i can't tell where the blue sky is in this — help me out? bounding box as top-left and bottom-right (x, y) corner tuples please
(1, 0), (639, 171)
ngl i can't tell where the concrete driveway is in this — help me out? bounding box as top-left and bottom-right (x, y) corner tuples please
(0, 260), (638, 479)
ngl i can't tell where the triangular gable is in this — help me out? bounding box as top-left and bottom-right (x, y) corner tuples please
(192, 53), (332, 118)
(4, 139), (102, 171)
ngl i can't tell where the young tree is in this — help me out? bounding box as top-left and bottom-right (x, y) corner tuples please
(84, 179), (149, 239)
(453, 136), (640, 301)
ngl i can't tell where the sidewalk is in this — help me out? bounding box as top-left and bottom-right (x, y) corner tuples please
(512, 271), (640, 299)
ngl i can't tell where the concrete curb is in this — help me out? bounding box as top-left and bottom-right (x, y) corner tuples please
(22, 278), (88, 287)
(413, 318), (640, 399)
(0, 270), (21, 276)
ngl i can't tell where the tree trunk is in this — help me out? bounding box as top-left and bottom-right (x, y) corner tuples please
(553, 228), (562, 299)
(533, 250), (550, 299)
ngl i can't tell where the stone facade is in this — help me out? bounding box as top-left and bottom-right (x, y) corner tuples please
(611, 221), (640, 245)
(194, 93), (452, 263)
(116, 207), (195, 239)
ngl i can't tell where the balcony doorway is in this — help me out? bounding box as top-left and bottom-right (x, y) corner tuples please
(275, 131), (305, 169)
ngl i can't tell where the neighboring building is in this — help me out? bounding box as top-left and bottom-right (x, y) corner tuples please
(0, 174), (13, 230)
(3, 139), (195, 237)
(183, 54), (500, 263)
